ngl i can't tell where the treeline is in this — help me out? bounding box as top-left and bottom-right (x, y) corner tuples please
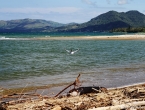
(110, 27), (145, 33)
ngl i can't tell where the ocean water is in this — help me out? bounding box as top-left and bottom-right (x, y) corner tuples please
(0, 32), (145, 89)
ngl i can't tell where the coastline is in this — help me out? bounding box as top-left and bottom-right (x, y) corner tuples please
(34, 35), (145, 40)
(108, 82), (145, 90)
(1, 34), (145, 41)
(1, 67), (145, 109)
(1, 81), (145, 96)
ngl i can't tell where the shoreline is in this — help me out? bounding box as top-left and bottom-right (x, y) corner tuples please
(1, 34), (145, 41)
(1, 80), (145, 96)
(34, 35), (145, 40)
(1, 72), (145, 109)
(2, 82), (145, 110)
(108, 82), (145, 90)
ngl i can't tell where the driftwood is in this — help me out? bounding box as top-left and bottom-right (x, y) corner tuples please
(1, 73), (144, 110)
(55, 74), (81, 97)
(68, 86), (107, 96)
(88, 101), (145, 110)
(54, 74), (107, 97)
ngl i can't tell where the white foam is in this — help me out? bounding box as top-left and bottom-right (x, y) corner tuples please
(0, 36), (16, 40)
(0, 36), (6, 39)
(0, 37), (31, 40)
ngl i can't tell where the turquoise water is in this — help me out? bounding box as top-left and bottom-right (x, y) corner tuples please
(0, 32), (126, 38)
(0, 32), (145, 88)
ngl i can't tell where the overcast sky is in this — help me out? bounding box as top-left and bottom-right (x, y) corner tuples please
(0, 0), (144, 23)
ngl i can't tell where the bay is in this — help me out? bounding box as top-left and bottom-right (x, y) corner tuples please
(0, 32), (145, 89)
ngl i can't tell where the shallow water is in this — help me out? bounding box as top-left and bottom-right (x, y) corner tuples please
(0, 33), (145, 89)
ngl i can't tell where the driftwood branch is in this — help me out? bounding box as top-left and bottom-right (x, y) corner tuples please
(55, 74), (81, 97)
(88, 101), (145, 110)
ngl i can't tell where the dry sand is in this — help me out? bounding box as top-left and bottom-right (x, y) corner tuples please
(34, 35), (145, 40)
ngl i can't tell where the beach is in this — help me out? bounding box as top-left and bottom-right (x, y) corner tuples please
(34, 34), (145, 40)
(0, 34), (145, 40)
(1, 82), (145, 110)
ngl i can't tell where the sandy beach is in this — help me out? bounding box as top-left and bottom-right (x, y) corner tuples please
(34, 34), (145, 40)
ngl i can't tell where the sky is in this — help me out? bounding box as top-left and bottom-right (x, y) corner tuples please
(0, 0), (144, 23)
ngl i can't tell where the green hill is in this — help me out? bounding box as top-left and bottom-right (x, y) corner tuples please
(62, 10), (145, 32)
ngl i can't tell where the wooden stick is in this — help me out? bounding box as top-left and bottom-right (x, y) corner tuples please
(88, 101), (145, 110)
(54, 74), (81, 97)
(18, 83), (28, 100)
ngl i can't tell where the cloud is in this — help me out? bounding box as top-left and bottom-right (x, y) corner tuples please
(81, 0), (97, 7)
(117, 0), (128, 5)
(0, 7), (80, 14)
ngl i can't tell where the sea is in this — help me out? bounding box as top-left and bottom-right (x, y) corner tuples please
(0, 32), (145, 90)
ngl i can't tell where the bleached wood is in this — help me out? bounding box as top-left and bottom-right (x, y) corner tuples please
(88, 101), (145, 110)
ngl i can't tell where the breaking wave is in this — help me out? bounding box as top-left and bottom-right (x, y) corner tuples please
(0, 36), (32, 40)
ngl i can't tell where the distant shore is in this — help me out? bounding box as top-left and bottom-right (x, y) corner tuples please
(34, 35), (145, 40)
(1, 34), (145, 41)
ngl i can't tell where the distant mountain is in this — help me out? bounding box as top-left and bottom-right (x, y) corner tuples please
(0, 10), (145, 32)
(60, 10), (145, 32)
(0, 18), (72, 32)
